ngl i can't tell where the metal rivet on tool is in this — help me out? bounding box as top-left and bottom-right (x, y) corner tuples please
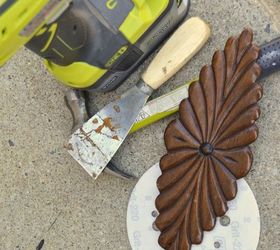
(214, 241), (221, 248)
(220, 215), (231, 226)
(151, 210), (159, 218)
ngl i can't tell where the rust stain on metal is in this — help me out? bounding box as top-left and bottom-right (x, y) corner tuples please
(113, 105), (121, 113)
(80, 128), (97, 147)
(64, 143), (74, 151)
(104, 117), (116, 131)
(94, 117), (116, 134)
(112, 135), (120, 141)
(92, 118), (98, 124)
(95, 124), (104, 134)
(79, 127), (108, 159)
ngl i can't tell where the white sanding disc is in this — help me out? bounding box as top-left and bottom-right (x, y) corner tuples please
(127, 163), (260, 250)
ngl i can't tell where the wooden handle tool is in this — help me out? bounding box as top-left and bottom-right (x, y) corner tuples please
(142, 17), (210, 89)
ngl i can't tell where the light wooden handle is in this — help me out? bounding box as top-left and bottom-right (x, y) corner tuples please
(142, 17), (211, 90)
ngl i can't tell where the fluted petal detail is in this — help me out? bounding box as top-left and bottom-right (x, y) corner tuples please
(200, 66), (216, 141)
(158, 154), (201, 191)
(188, 81), (208, 141)
(155, 29), (262, 250)
(208, 160), (228, 216)
(165, 120), (200, 151)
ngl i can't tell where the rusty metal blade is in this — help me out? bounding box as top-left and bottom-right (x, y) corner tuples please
(67, 83), (152, 178)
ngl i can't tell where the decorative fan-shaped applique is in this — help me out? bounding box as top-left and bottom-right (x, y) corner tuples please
(155, 29), (263, 250)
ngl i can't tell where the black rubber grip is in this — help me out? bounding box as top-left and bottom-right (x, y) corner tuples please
(258, 37), (280, 78)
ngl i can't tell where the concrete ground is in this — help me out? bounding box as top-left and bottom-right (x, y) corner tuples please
(0, 0), (279, 249)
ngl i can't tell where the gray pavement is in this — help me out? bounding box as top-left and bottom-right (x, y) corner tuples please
(0, 0), (279, 249)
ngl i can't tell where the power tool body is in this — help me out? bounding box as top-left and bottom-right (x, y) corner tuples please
(0, 0), (190, 91)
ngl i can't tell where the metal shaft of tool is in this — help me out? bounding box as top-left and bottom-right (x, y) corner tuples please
(257, 36), (280, 77)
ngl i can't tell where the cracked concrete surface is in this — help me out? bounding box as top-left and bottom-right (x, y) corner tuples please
(0, 0), (279, 249)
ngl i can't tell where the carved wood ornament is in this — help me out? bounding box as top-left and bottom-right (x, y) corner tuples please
(155, 29), (263, 250)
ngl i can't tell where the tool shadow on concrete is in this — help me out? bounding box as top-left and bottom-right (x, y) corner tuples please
(0, 0), (279, 249)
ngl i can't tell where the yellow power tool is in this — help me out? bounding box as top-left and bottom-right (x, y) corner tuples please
(0, 0), (190, 91)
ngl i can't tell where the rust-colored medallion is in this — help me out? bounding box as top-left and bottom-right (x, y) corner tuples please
(155, 29), (263, 250)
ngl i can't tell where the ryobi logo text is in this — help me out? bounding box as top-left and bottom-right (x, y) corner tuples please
(106, 0), (118, 10)
(105, 45), (128, 68)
